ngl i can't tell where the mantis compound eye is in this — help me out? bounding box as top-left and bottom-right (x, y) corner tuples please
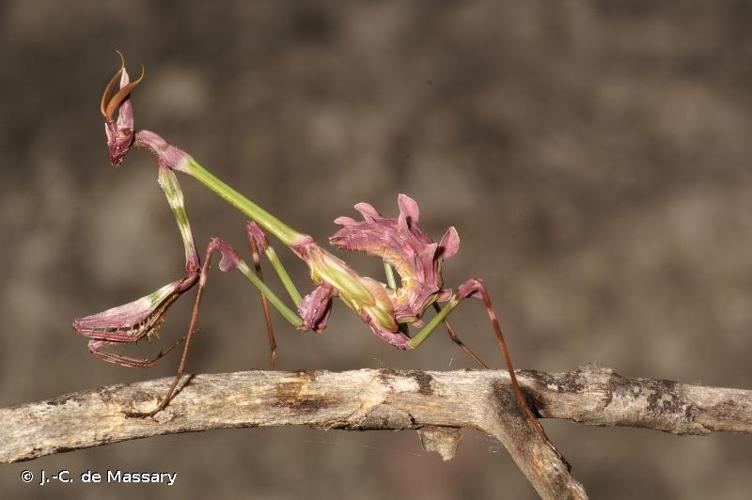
(100, 51), (144, 166)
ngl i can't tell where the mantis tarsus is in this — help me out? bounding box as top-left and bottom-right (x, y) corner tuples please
(73, 55), (549, 443)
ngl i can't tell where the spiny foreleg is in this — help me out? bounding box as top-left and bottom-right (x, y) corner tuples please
(121, 222), (343, 416)
(125, 237), (245, 417)
(125, 233), (335, 417)
(73, 165), (201, 355)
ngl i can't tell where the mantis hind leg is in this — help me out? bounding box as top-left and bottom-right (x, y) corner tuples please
(382, 262), (487, 368)
(408, 278), (549, 443)
(431, 303), (489, 369)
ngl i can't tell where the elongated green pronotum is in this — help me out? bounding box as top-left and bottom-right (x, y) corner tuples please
(74, 54), (549, 443)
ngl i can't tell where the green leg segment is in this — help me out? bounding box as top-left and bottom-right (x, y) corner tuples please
(160, 165), (302, 328)
(406, 279), (550, 444)
(383, 263), (485, 366)
(158, 165), (199, 269)
(235, 260), (303, 328)
(408, 295), (461, 349)
(264, 246), (303, 306)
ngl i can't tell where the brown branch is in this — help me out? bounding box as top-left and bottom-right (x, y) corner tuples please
(519, 366), (752, 435)
(3, 367), (751, 498)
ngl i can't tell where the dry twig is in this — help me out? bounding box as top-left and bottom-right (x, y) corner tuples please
(3, 367), (751, 499)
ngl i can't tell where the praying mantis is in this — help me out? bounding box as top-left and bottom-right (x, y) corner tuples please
(73, 55), (548, 442)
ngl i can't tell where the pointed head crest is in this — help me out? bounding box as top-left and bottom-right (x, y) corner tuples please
(100, 51), (144, 165)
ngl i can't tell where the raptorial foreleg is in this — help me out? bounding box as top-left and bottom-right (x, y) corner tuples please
(125, 236), (306, 417)
(73, 165), (201, 349)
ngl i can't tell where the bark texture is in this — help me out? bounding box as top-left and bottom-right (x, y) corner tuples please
(3, 367), (751, 498)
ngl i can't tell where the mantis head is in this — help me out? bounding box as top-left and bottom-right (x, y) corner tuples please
(100, 52), (143, 166)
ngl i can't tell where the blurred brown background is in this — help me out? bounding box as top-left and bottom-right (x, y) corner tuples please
(2, 1), (752, 499)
